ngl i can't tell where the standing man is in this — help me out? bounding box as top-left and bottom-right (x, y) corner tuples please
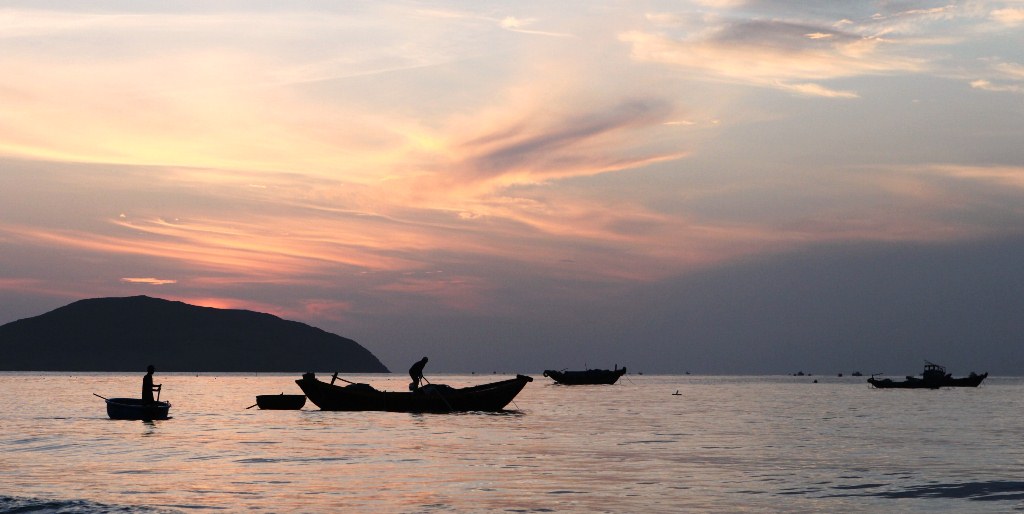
(142, 365), (161, 404)
(409, 357), (428, 391)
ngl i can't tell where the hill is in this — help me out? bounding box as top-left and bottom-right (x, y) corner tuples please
(0, 296), (390, 372)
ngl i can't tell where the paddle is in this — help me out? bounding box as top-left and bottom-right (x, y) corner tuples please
(93, 393), (109, 400)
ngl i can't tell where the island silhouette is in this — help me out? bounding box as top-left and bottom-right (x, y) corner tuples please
(0, 296), (389, 372)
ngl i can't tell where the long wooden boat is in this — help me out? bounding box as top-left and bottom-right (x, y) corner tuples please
(255, 393), (306, 410)
(295, 372), (533, 412)
(868, 362), (988, 389)
(104, 398), (171, 420)
(543, 366), (626, 385)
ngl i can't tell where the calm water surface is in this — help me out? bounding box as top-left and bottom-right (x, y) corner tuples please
(1, 373), (1022, 512)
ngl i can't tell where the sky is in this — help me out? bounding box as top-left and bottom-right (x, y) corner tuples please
(1, 1), (1023, 374)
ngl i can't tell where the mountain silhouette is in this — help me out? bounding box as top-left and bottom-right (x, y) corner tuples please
(0, 296), (390, 372)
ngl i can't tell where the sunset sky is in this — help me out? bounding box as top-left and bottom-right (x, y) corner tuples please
(2, 1), (1023, 374)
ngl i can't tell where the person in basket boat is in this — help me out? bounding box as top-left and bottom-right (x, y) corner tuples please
(141, 365), (162, 404)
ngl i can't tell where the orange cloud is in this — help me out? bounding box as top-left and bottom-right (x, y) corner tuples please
(121, 277), (178, 285)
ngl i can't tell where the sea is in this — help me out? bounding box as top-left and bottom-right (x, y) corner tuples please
(1, 372), (1022, 513)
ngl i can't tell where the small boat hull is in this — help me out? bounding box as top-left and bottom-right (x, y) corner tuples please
(296, 373), (532, 412)
(256, 394), (306, 410)
(868, 372), (988, 389)
(543, 367), (626, 385)
(104, 398), (171, 420)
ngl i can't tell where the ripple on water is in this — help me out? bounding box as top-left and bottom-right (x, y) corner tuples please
(2, 373), (1023, 512)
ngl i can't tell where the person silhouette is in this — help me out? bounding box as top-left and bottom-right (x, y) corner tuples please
(409, 357), (428, 391)
(142, 365), (161, 404)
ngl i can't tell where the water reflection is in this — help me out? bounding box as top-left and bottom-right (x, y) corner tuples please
(825, 480), (1024, 501)
(1, 373), (1022, 512)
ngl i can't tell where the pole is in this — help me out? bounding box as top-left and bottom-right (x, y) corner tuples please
(420, 376), (454, 412)
(331, 372), (357, 385)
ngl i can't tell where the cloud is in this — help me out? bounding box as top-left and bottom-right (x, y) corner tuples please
(970, 60), (1024, 95)
(918, 164), (1024, 189)
(994, 61), (1024, 79)
(121, 277), (178, 285)
(991, 8), (1024, 25)
(498, 16), (574, 38)
(774, 81), (859, 98)
(970, 79), (1024, 94)
(456, 99), (683, 182)
(693, 0), (747, 7)
(619, 19), (920, 96)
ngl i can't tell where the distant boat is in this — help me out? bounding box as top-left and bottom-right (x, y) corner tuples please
(542, 366), (626, 385)
(867, 361), (988, 389)
(296, 372), (533, 412)
(255, 393), (306, 410)
(101, 397), (171, 420)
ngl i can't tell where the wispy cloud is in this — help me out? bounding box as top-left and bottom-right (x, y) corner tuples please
(499, 16), (575, 38)
(970, 59), (1024, 94)
(619, 19), (919, 97)
(121, 277), (178, 285)
(455, 99), (683, 183)
(918, 164), (1024, 189)
(970, 79), (1024, 94)
(774, 81), (859, 98)
(991, 8), (1024, 25)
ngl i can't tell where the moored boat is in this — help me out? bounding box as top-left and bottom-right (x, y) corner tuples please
(867, 361), (988, 389)
(255, 393), (306, 410)
(543, 366), (626, 385)
(296, 372), (532, 412)
(103, 397), (171, 420)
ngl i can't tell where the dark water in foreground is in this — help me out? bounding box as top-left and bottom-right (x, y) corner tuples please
(1, 373), (1022, 513)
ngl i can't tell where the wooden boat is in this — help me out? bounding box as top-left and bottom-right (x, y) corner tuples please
(255, 393), (306, 410)
(295, 372), (533, 412)
(103, 397), (171, 420)
(542, 366), (626, 385)
(868, 361), (988, 389)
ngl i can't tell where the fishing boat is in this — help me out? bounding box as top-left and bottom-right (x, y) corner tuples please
(102, 397), (171, 420)
(867, 361), (988, 389)
(542, 366), (626, 385)
(255, 393), (306, 410)
(295, 372), (533, 412)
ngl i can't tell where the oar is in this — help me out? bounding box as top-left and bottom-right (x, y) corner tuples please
(93, 393), (109, 400)
(245, 402), (259, 409)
